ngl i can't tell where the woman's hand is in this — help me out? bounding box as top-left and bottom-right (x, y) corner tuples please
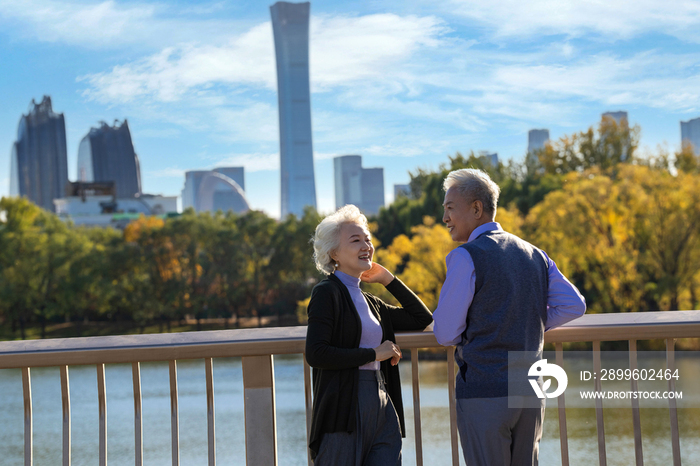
(360, 262), (394, 287)
(374, 340), (402, 366)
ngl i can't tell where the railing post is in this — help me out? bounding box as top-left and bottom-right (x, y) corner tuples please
(555, 343), (569, 466)
(410, 348), (424, 466)
(447, 348), (460, 466)
(132, 362), (143, 466)
(22, 367), (33, 466)
(242, 355), (277, 466)
(169, 360), (180, 466)
(205, 358), (216, 466)
(303, 358), (313, 466)
(60, 365), (71, 466)
(96, 364), (107, 466)
(592, 341), (607, 466)
(666, 339), (681, 466)
(628, 340), (643, 466)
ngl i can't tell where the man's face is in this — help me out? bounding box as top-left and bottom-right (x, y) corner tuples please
(442, 187), (481, 243)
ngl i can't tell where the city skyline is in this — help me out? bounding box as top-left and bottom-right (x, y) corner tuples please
(3, 1), (700, 217)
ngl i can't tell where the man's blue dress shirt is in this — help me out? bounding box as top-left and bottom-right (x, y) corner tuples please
(433, 222), (586, 346)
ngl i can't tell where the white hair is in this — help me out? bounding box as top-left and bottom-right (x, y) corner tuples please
(443, 168), (501, 215)
(313, 205), (369, 275)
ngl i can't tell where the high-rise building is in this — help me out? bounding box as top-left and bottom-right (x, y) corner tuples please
(602, 111), (630, 161)
(478, 151), (499, 167)
(271, 1), (317, 218)
(360, 168), (385, 216)
(681, 117), (700, 154)
(181, 167), (249, 214)
(528, 129), (550, 153)
(334, 155), (362, 207)
(334, 155), (385, 216)
(602, 111), (628, 125)
(9, 96), (69, 211)
(77, 120), (142, 198)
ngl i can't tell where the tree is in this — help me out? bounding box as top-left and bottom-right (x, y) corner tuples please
(237, 210), (277, 326)
(524, 169), (644, 313)
(369, 217), (457, 310)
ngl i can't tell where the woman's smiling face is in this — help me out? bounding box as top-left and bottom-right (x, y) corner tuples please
(333, 222), (374, 278)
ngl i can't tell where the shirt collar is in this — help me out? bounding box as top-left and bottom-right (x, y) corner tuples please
(468, 221), (502, 243)
(333, 270), (361, 289)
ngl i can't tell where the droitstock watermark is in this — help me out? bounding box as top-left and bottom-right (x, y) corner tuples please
(507, 351), (699, 408)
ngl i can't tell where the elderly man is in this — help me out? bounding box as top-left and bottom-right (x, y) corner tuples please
(433, 168), (586, 466)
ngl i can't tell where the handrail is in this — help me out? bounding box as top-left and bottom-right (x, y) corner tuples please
(2, 311), (700, 466)
(1, 311), (699, 369)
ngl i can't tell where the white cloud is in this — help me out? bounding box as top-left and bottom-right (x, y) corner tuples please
(0, 0), (154, 46)
(214, 153), (279, 172)
(209, 102), (278, 143)
(79, 13), (447, 103)
(446, 0), (700, 41)
(79, 21), (276, 103)
(0, 0), (236, 48)
(310, 14), (447, 91)
(148, 167), (185, 178)
(483, 52), (700, 113)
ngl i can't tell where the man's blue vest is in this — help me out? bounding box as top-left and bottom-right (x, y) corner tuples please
(455, 230), (549, 399)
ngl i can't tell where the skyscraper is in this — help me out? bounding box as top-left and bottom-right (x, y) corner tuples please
(270, 1), (317, 218)
(334, 155), (385, 216)
(9, 96), (69, 212)
(334, 155), (362, 208)
(602, 111), (630, 161)
(528, 129), (550, 153)
(681, 117), (700, 154)
(602, 111), (628, 125)
(77, 120), (142, 198)
(477, 151), (499, 167)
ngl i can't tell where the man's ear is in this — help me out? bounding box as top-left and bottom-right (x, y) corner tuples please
(473, 200), (484, 219)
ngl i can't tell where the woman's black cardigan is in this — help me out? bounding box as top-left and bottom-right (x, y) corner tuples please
(305, 273), (433, 459)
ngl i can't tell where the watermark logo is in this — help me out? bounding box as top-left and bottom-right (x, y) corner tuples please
(528, 359), (568, 399)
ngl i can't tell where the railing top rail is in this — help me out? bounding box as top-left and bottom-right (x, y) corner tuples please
(544, 310), (700, 343)
(1, 311), (699, 369)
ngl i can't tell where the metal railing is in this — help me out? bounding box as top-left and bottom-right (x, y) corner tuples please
(1, 310), (699, 466)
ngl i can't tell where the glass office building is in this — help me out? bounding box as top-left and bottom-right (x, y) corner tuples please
(10, 96), (69, 212)
(334, 155), (385, 216)
(77, 120), (142, 198)
(271, 1), (317, 218)
(681, 117), (700, 154)
(528, 129), (550, 153)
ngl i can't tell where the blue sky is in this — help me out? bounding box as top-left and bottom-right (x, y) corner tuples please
(2, 0), (700, 218)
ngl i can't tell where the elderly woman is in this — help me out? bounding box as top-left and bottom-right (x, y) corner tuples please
(305, 205), (433, 466)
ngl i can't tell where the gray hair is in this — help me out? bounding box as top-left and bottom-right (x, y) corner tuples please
(443, 168), (500, 215)
(312, 205), (369, 275)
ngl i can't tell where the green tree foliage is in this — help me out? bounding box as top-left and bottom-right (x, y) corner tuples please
(1, 118), (697, 339)
(524, 165), (700, 313)
(0, 200), (325, 338)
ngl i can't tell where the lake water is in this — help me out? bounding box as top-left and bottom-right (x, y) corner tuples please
(1, 355), (698, 465)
